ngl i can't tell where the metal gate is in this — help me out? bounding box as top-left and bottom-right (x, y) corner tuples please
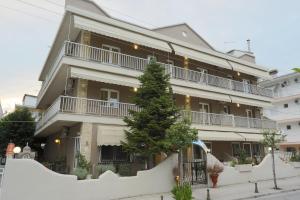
(182, 160), (207, 185)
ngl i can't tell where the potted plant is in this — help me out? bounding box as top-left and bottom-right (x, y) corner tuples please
(233, 150), (253, 172)
(289, 154), (300, 168)
(207, 153), (224, 188)
(73, 153), (91, 180)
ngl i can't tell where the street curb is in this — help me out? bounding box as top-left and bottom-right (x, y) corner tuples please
(233, 187), (300, 200)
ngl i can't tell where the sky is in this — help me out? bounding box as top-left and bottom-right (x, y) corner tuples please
(0, 0), (299, 112)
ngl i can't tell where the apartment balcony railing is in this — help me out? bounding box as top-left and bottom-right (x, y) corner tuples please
(36, 96), (276, 131)
(38, 41), (273, 103)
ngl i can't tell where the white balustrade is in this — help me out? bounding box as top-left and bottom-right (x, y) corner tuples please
(62, 41), (273, 98)
(37, 96), (276, 131)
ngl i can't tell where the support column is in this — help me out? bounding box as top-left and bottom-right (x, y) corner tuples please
(80, 30), (91, 59)
(79, 123), (93, 162)
(75, 79), (88, 113)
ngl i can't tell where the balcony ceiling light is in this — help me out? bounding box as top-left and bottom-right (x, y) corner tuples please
(237, 71), (241, 76)
(54, 138), (61, 144)
(133, 44), (139, 50)
(133, 87), (138, 92)
(237, 103), (240, 108)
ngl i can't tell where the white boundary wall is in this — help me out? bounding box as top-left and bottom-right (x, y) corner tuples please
(218, 153), (300, 186)
(0, 154), (178, 200)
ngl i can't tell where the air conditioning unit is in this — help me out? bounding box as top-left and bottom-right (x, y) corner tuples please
(295, 99), (300, 104)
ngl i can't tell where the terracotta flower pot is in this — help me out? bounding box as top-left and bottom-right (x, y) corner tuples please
(210, 174), (219, 188)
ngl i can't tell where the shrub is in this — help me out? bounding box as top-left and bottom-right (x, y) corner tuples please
(73, 167), (88, 180)
(76, 153), (90, 171)
(95, 164), (116, 176)
(290, 154), (300, 162)
(171, 183), (193, 200)
(230, 159), (238, 167)
(234, 150), (252, 165)
(118, 164), (132, 176)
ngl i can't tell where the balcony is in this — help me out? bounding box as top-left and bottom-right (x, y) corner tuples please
(36, 96), (276, 131)
(39, 41), (273, 103)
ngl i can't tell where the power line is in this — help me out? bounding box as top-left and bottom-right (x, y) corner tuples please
(0, 4), (59, 23)
(14, 0), (63, 16)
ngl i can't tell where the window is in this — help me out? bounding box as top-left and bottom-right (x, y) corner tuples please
(199, 103), (210, 113)
(100, 89), (119, 107)
(284, 104), (288, 108)
(243, 79), (251, 93)
(100, 146), (128, 162)
(246, 109), (253, 118)
(243, 143), (252, 157)
(232, 143), (240, 157)
(252, 143), (261, 156)
(222, 105), (230, 114)
(102, 44), (120, 65)
(193, 144), (204, 160)
(287, 125), (291, 130)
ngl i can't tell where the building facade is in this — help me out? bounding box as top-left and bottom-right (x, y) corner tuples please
(15, 94), (39, 120)
(35, 0), (276, 173)
(261, 72), (300, 153)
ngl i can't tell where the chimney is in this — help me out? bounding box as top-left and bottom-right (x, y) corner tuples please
(247, 39), (251, 52)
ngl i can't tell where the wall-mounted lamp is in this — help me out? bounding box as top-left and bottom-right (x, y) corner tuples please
(133, 44), (139, 50)
(184, 56), (188, 61)
(237, 103), (240, 108)
(133, 87), (138, 92)
(54, 138), (61, 144)
(237, 71), (241, 76)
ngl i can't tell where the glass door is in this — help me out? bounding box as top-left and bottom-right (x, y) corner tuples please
(243, 79), (251, 93)
(199, 103), (210, 124)
(102, 45), (121, 65)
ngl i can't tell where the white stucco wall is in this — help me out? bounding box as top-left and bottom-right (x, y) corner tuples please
(218, 153), (300, 186)
(0, 154), (178, 200)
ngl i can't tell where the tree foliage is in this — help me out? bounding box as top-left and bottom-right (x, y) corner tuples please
(261, 129), (282, 148)
(293, 68), (300, 73)
(121, 58), (197, 160)
(0, 108), (35, 155)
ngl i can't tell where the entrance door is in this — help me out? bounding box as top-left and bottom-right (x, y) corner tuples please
(102, 45), (121, 65)
(243, 79), (251, 93)
(199, 103), (210, 124)
(246, 109), (253, 128)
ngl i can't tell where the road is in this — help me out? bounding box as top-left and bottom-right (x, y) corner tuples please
(249, 190), (300, 200)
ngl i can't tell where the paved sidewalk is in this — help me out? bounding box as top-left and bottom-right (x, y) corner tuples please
(120, 176), (300, 200)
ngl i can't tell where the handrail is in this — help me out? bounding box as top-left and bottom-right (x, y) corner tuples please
(63, 41), (273, 98)
(36, 96), (276, 130)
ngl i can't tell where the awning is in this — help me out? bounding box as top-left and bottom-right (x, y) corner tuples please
(70, 67), (139, 88)
(74, 15), (172, 52)
(230, 96), (272, 108)
(97, 126), (126, 146)
(228, 61), (271, 79)
(172, 44), (232, 70)
(172, 85), (231, 102)
(198, 131), (243, 141)
(238, 133), (264, 142)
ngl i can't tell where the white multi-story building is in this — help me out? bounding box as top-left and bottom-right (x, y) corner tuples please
(260, 72), (300, 152)
(34, 0), (276, 173)
(15, 94), (39, 120)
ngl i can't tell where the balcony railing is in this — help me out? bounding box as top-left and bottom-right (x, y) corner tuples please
(39, 41), (273, 102)
(36, 96), (276, 131)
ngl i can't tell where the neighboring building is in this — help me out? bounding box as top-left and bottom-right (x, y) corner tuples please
(35, 0), (275, 173)
(260, 72), (300, 153)
(15, 94), (39, 120)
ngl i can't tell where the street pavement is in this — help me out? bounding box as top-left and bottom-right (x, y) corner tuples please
(251, 190), (300, 200)
(120, 176), (300, 200)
